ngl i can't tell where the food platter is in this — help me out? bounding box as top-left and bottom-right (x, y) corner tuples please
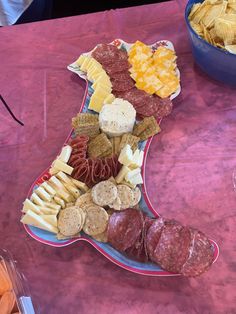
(22, 39), (219, 276)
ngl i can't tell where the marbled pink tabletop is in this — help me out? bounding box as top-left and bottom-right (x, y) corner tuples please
(0, 1), (236, 313)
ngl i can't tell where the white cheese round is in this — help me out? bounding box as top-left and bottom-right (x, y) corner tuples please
(99, 98), (136, 137)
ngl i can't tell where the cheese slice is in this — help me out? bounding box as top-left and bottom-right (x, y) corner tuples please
(104, 93), (115, 104)
(56, 171), (73, 185)
(56, 188), (74, 203)
(92, 82), (112, 93)
(92, 70), (106, 81)
(38, 207), (60, 215)
(118, 145), (133, 166)
(49, 176), (65, 190)
(129, 149), (144, 169)
(64, 183), (81, 198)
(58, 145), (72, 163)
(76, 55), (86, 67)
(88, 93), (105, 112)
(53, 196), (66, 209)
(41, 182), (56, 196)
(53, 159), (73, 175)
(80, 57), (91, 72)
(21, 210), (58, 234)
(30, 192), (45, 207)
(22, 199), (40, 214)
(41, 214), (58, 227)
(71, 178), (89, 192)
(115, 165), (130, 184)
(44, 202), (61, 211)
(35, 186), (52, 202)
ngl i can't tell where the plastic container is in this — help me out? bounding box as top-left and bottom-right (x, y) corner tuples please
(0, 249), (36, 314)
(185, 0), (236, 86)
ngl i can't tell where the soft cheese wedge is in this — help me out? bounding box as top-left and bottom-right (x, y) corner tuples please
(21, 210), (58, 234)
(41, 214), (58, 227)
(58, 145), (72, 163)
(99, 99), (136, 137)
(125, 168), (143, 185)
(115, 165), (130, 184)
(22, 199), (40, 214)
(118, 145), (133, 166)
(129, 149), (144, 169)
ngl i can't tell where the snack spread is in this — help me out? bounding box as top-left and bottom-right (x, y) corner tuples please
(189, 0), (236, 53)
(20, 40), (217, 277)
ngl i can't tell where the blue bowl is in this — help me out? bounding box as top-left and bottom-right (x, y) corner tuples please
(185, 0), (236, 86)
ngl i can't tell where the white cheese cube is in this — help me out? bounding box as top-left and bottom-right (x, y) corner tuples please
(115, 165), (130, 184)
(129, 149), (144, 169)
(118, 145), (133, 166)
(125, 168), (143, 185)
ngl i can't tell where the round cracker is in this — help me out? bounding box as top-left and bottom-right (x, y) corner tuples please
(58, 206), (83, 236)
(108, 196), (121, 211)
(130, 187), (141, 207)
(75, 192), (94, 209)
(117, 184), (134, 209)
(92, 229), (108, 243)
(83, 205), (109, 236)
(91, 180), (117, 206)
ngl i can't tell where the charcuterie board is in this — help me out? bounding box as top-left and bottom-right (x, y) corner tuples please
(22, 39), (219, 276)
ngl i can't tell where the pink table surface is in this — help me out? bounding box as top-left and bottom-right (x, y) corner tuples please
(1, 1), (236, 313)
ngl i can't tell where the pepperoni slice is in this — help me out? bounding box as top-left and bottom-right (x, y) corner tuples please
(107, 208), (143, 252)
(181, 228), (214, 277)
(152, 220), (191, 273)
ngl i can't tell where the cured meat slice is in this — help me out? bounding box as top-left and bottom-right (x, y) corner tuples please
(126, 214), (155, 262)
(92, 44), (120, 65)
(152, 220), (191, 273)
(107, 208), (143, 252)
(154, 97), (173, 119)
(181, 228), (214, 277)
(111, 77), (135, 92)
(109, 71), (132, 81)
(104, 60), (130, 76)
(146, 217), (165, 261)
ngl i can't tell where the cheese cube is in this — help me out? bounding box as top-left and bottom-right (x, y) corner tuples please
(21, 210), (58, 234)
(22, 199), (40, 214)
(115, 165), (130, 184)
(125, 168), (143, 185)
(31, 192), (45, 207)
(35, 186), (52, 202)
(58, 145), (72, 163)
(118, 145), (133, 166)
(53, 159), (73, 175)
(129, 149), (144, 169)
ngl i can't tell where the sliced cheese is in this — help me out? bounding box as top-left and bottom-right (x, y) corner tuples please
(22, 199), (40, 214)
(49, 167), (59, 175)
(129, 149), (144, 169)
(71, 178), (89, 192)
(76, 55), (86, 67)
(92, 82), (112, 93)
(64, 183), (81, 198)
(93, 86), (110, 99)
(30, 192), (45, 207)
(104, 93), (115, 104)
(55, 188), (74, 203)
(58, 145), (72, 163)
(38, 207), (60, 215)
(56, 171), (73, 185)
(53, 159), (73, 175)
(53, 196), (66, 209)
(49, 176), (65, 190)
(21, 210), (58, 234)
(41, 182), (56, 196)
(44, 202), (61, 211)
(35, 186), (52, 202)
(80, 56), (91, 72)
(115, 165), (130, 184)
(41, 214), (58, 227)
(118, 145), (133, 166)
(88, 93), (105, 112)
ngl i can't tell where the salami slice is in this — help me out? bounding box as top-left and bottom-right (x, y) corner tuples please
(111, 77), (135, 92)
(152, 220), (191, 273)
(146, 217), (165, 261)
(154, 97), (173, 119)
(107, 208), (143, 252)
(109, 71), (132, 81)
(104, 60), (130, 76)
(92, 44), (119, 65)
(180, 228), (214, 277)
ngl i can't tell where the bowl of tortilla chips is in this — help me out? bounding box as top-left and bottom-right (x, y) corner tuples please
(185, 0), (236, 85)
